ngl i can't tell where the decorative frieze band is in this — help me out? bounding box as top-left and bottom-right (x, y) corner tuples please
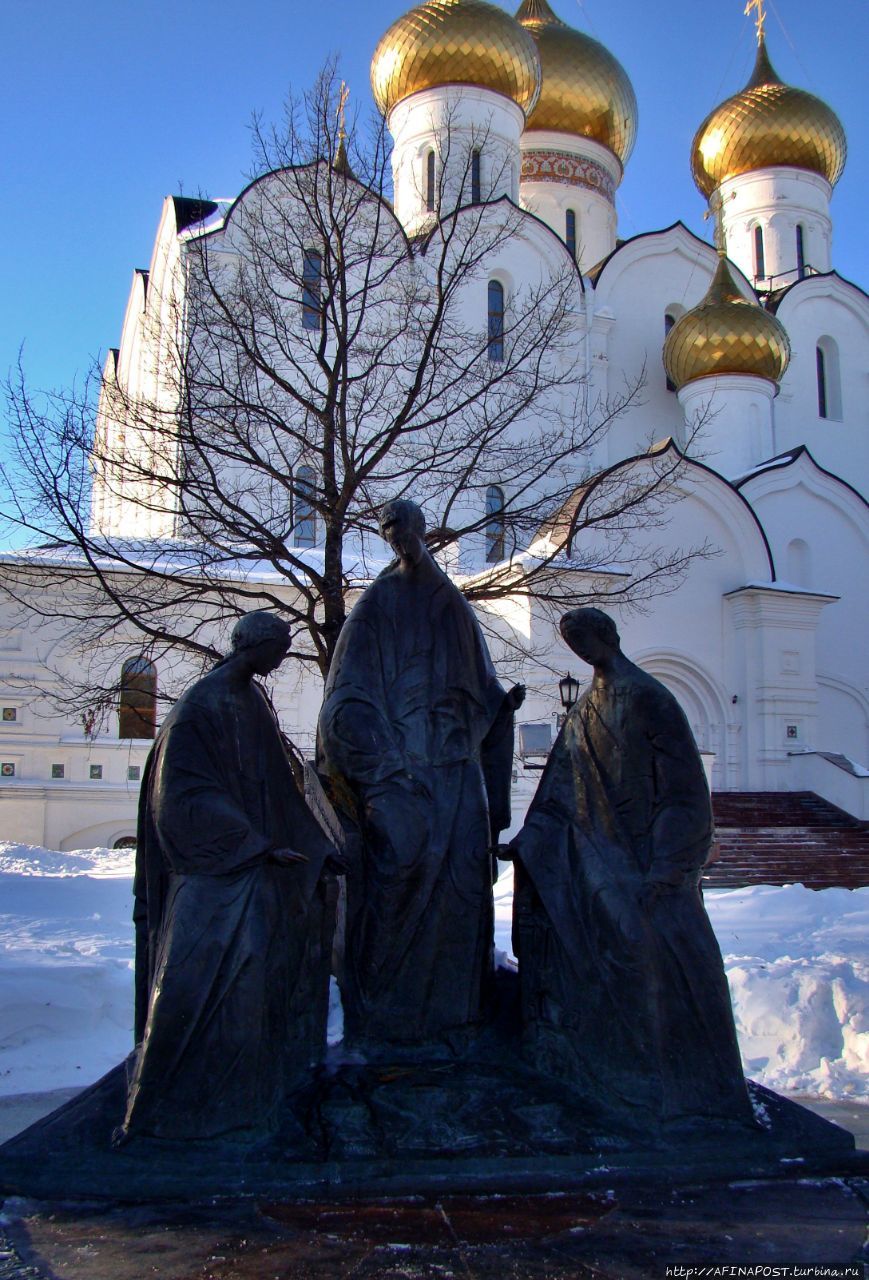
(520, 150), (615, 205)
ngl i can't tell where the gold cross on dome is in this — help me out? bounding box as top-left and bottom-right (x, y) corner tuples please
(744, 0), (766, 44)
(337, 82), (350, 142)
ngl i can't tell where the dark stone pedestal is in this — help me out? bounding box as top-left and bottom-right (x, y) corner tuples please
(0, 1054), (862, 1204)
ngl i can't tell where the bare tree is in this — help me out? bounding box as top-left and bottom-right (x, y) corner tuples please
(1, 65), (703, 721)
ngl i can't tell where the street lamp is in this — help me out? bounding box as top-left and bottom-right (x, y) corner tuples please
(558, 672), (581, 711)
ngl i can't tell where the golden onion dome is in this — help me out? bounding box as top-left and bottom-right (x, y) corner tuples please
(663, 255), (791, 390)
(371, 0), (541, 118)
(516, 0), (637, 167)
(692, 37), (846, 197)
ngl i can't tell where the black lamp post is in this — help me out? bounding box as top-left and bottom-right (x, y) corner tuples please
(558, 672), (581, 711)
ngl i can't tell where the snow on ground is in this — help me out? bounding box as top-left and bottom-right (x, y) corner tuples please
(0, 841), (866, 1101)
(0, 842), (136, 1096)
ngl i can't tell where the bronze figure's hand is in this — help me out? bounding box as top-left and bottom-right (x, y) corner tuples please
(269, 846), (309, 867)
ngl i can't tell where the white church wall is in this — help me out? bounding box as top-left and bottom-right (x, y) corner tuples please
(92, 196), (188, 541)
(773, 275), (869, 482)
(588, 227), (723, 464)
(725, 584), (837, 791)
(739, 453), (869, 767)
(0, 558), (344, 849)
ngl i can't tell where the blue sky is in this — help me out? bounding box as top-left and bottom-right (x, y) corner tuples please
(1, 0), (866, 401)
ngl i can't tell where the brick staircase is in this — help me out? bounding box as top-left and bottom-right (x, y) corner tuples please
(704, 791), (869, 890)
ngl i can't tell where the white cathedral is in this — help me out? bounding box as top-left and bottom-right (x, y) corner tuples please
(1, 0), (866, 851)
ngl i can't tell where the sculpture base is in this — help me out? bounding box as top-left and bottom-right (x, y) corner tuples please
(0, 1051), (860, 1202)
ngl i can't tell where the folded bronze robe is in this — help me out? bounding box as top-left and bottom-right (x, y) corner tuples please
(121, 665), (335, 1142)
(511, 664), (752, 1125)
(318, 550), (513, 1047)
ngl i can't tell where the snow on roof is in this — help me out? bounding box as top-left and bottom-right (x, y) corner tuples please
(723, 579), (839, 600)
(0, 540), (388, 590)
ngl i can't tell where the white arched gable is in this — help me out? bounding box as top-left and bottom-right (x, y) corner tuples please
(590, 223), (751, 310)
(739, 448), (868, 768)
(773, 272), (869, 338)
(594, 443), (774, 583)
(207, 163), (411, 262)
(738, 448), (869, 552)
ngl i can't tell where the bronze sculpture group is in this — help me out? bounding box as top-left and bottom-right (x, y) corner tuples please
(120, 499), (750, 1148)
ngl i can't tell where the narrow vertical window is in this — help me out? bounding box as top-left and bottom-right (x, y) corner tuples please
(815, 336), (842, 420)
(753, 225), (765, 281)
(565, 209), (576, 261)
(796, 224), (806, 279)
(664, 312), (677, 392)
(293, 465), (317, 547)
(485, 485), (505, 563)
(487, 280), (504, 362)
(426, 149), (436, 213)
(119, 658), (157, 740)
(816, 345), (827, 419)
(301, 249), (322, 331)
(471, 149), (481, 204)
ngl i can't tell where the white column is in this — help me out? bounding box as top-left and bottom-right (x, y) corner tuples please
(678, 374), (776, 479)
(726, 585), (837, 790)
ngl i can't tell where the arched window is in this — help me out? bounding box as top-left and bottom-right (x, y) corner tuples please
(485, 485), (505, 562)
(816, 345), (827, 418)
(487, 280), (504, 362)
(816, 336), (842, 421)
(796, 224), (806, 279)
(425, 149), (436, 213)
(753, 225), (765, 281)
(471, 149), (482, 204)
(301, 249), (322, 331)
(664, 311), (677, 391)
(565, 209), (577, 261)
(293, 465), (317, 547)
(119, 657), (157, 740)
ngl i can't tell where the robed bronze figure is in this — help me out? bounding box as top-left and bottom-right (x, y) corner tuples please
(118, 612), (338, 1143)
(509, 608), (752, 1127)
(318, 499), (524, 1049)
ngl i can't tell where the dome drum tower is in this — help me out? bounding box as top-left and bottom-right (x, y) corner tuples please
(387, 88), (527, 233)
(692, 34), (846, 292)
(716, 167), (833, 289)
(663, 253), (791, 478)
(519, 130), (620, 272)
(516, 0), (637, 272)
(371, 0), (541, 236)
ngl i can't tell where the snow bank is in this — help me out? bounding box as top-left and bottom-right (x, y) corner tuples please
(0, 842), (866, 1102)
(707, 882), (869, 1099)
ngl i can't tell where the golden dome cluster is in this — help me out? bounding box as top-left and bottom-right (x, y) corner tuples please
(371, 0), (541, 118)
(692, 38), (846, 197)
(663, 255), (791, 391)
(517, 0), (637, 167)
